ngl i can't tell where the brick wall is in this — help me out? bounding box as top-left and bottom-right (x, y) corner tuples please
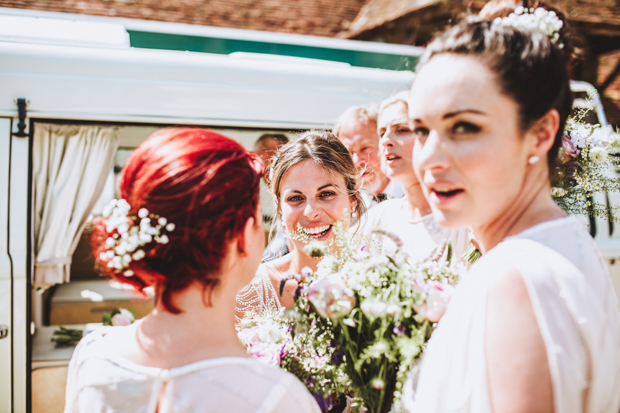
(0, 0), (366, 37)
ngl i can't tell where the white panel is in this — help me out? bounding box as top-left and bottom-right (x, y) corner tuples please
(0, 42), (414, 128)
(9, 126), (29, 413)
(0, 117), (12, 413)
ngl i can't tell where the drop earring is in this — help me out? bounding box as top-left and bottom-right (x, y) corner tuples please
(528, 156), (540, 165)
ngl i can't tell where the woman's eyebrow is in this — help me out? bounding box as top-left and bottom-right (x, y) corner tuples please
(442, 109), (487, 119)
(317, 183), (335, 191)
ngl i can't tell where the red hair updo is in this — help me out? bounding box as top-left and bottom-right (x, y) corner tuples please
(91, 128), (263, 313)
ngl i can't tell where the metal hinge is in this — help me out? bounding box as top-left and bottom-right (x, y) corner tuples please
(0, 325), (8, 340)
(12, 98), (28, 138)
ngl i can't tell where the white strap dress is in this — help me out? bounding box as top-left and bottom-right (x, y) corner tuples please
(403, 217), (620, 413)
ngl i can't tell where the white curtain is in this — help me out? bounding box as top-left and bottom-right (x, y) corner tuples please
(33, 123), (120, 289)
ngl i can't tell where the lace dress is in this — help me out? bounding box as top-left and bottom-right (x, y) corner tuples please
(64, 325), (321, 413)
(402, 217), (620, 413)
(360, 198), (470, 262)
(236, 265), (282, 321)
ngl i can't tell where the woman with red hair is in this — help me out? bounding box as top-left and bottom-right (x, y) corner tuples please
(64, 128), (321, 413)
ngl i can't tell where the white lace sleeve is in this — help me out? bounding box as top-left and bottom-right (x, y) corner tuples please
(236, 265), (283, 322)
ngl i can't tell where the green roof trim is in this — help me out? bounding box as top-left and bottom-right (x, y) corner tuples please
(127, 30), (419, 71)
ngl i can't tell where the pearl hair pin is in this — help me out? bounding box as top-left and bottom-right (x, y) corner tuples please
(528, 156), (540, 164)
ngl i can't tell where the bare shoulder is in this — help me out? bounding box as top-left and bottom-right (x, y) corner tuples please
(480, 252), (553, 413)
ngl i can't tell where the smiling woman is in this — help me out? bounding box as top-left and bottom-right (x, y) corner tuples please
(235, 131), (364, 320)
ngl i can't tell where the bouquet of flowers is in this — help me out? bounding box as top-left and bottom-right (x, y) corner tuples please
(292, 243), (463, 413)
(237, 307), (351, 412)
(551, 94), (620, 222)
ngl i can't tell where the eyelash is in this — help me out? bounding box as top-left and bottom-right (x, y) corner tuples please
(413, 127), (429, 139)
(452, 122), (481, 135)
(286, 191), (336, 203)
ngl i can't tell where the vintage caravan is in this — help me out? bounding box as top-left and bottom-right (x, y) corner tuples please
(0, 8), (422, 412)
(0, 7), (619, 413)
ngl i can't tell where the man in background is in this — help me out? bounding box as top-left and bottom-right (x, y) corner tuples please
(333, 105), (403, 209)
(254, 133), (289, 222)
(253, 133), (290, 260)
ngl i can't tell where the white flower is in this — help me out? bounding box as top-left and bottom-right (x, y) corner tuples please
(158, 217), (167, 226)
(360, 299), (387, 318)
(123, 270), (134, 277)
(117, 223), (129, 235)
(105, 250), (115, 259)
(99, 252), (108, 261)
(115, 244), (127, 256)
(550, 187), (567, 197)
(119, 308), (135, 323)
(116, 199), (130, 213)
(132, 250), (145, 261)
(158, 235), (169, 244)
(257, 320), (285, 343)
(607, 133), (620, 148)
(112, 256), (123, 270)
(301, 267), (313, 278)
(166, 223), (175, 232)
(139, 233), (153, 244)
(386, 304), (401, 317)
(140, 217), (151, 226)
(590, 147), (608, 164)
(371, 378), (385, 390)
(121, 254), (132, 265)
(138, 208), (149, 218)
(105, 237), (115, 247)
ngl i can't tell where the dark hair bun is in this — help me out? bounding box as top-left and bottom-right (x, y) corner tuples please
(479, 0), (577, 65)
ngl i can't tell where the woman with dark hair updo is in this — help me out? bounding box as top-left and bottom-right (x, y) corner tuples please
(400, 7), (620, 413)
(63, 128), (321, 413)
(236, 130), (364, 319)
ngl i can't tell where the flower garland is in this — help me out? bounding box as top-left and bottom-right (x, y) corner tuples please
(98, 199), (175, 277)
(493, 6), (564, 48)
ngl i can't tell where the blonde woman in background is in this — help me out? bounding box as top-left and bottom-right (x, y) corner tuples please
(360, 91), (469, 261)
(236, 130), (364, 320)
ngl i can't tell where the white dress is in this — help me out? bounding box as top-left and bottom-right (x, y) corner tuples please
(360, 198), (470, 262)
(236, 265), (282, 321)
(64, 325), (321, 413)
(404, 217), (620, 413)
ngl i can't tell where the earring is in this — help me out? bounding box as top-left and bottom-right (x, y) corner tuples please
(528, 156), (540, 165)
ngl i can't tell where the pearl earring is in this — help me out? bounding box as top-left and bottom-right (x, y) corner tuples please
(528, 156), (540, 165)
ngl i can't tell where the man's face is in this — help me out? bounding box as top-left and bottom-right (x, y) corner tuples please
(255, 137), (281, 168)
(338, 118), (389, 195)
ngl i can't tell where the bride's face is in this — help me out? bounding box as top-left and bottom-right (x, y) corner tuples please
(409, 54), (530, 229)
(279, 159), (356, 250)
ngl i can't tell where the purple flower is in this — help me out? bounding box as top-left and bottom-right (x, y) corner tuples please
(558, 134), (579, 164)
(331, 349), (344, 366)
(393, 323), (406, 335)
(312, 392), (329, 413)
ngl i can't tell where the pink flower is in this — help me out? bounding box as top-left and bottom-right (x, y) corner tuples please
(111, 313), (132, 326)
(413, 280), (455, 323)
(558, 134), (580, 164)
(304, 274), (355, 319)
(247, 342), (284, 366)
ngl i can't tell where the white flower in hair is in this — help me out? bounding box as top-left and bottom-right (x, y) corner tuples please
(98, 199), (175, 277)
(494, 6), (564, 49)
